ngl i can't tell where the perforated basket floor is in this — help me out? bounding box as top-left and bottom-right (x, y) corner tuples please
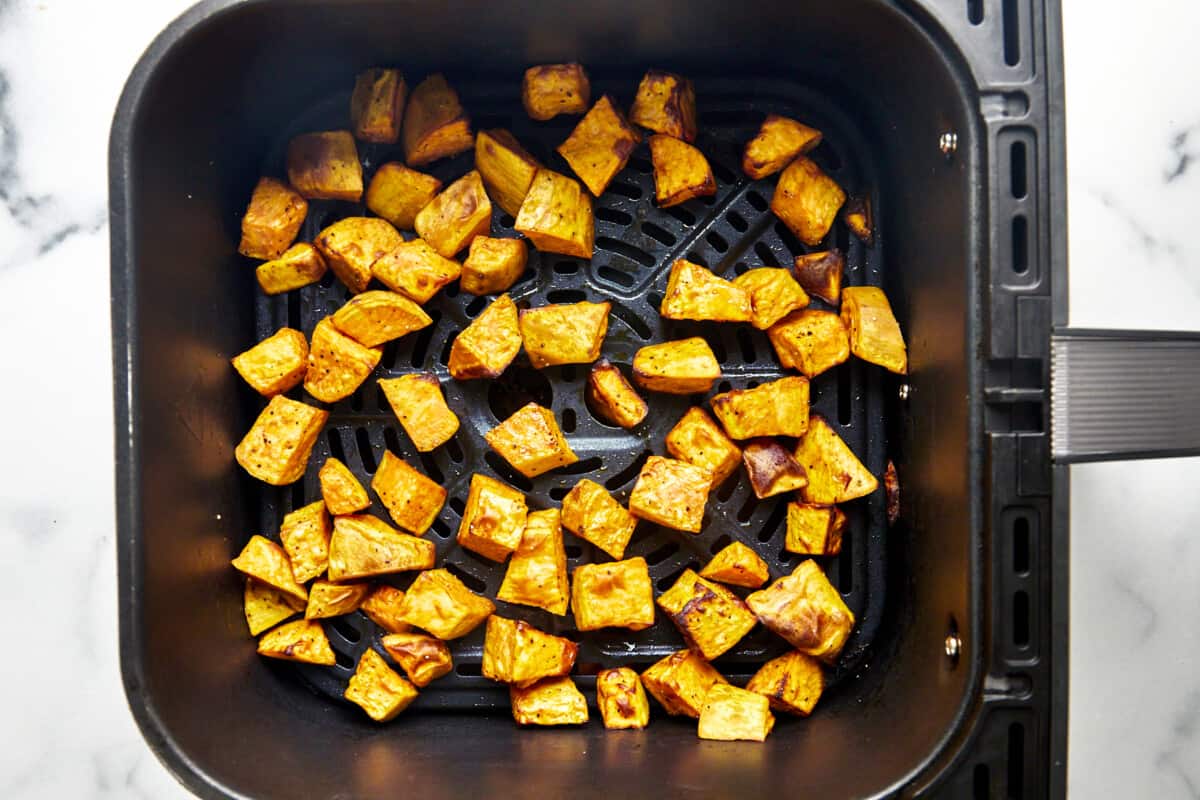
(253, 75), (890, 712)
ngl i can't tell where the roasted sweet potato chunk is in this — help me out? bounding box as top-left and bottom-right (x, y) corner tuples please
(742, 438), (808, 499)
(560, 479), (638, 560)
(571, 557), (655, 631)
(485, 403), (578, 478)
(628, 455), (711, 533)
(305, 579), (371, 619)
(327, 515), (436, 581)
(700, 541), (769, 589)
(698, 684), (776, 741)
(365, 162), (441, 229)
(315, 216), (404, 294)
(733, 268), (810, 330)
(483, 616), (578, 688)
(514, 169), (594, 258)
(649, 135), (716, 207)
(587, 359), (648, 429)
(522, 63), (591, 121)
(448, 293), (522, 379)
(498, 508), (570, 615)
(792, 249), (844, 306)
(318, 457), (371, 515)
(641, 649), (727, 718)
(746, 650), (825, 716)
(414, 170), (491, 258)
(232, 535), (309, 605)
(767, 309), (850, 378)
(304, 317), (382, 403)
(629, 70), (696, 142)
(360, 585), (410, 634)
(344, 648), (418, 722)
(243, 578), (303, 636)
(632, 337), (721, 395)
(841, 285), (907, 374)
(231, 327), (308, 397)
(665, 407), (742, 486)
(519, 301), (610, 368)
(785, 502), (846, 555)
(256, 243), (327, 295)
(657, 569), (757, 660)
(886, 459), (900, 526)
(842, 194), (873, 244)
(239, 177), (308, 260)
(379, 373), (460, 452)
(279, 501), (331, 584)
(742, 114), (823, 180)
(660, 259), (752, 323)
(461, 236), (528, 295)
(371, 238), (462, 304)
(511, 677), (589, 726)
(596, 667), (650, 730)
(351, 68), (407, 144)
(235, 395), (328, 486)
(370, 450), (447, 534)
(397, 568), (495, 639)
(457, 473), (528, 562)
(793, 415), (878, 504)
(286, 130), (363, 201)
(475, 129), (541, 217)
(771, 156), (845, 246)
(402, 74), (472, 167)
(747, 560), (854, 662)
(711, 376), (810, 439)
(331, 290), (432, 348)
(381, 632), (453, 687)
(557, 95), (640, 196)
(258, 619), (336, 666)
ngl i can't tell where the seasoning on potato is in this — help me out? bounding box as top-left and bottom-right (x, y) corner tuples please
(596, 667), (650, 730)
(255, 243), (327, 295)
(234, 395), (328, 486)
(561, 478), (639, 560)
(378, 373), (460, 452)
(448, 293), (523, 379)
(304, 317), (382, 403)
(733, 267), (810, 330)
(742, 438), (809, 499)
(344, 648), (419, 722)
(628, 455), (711, 533)
(257, 619), (336, 666)
(793, 414), (878, 504)
(318, 457), (371, 515)
(664, 407), (742, 486)
(746, 559), (854, 662)
(381, 632), (453, 687)
(413, 169), (492, 258)
(697, 684), (775, 742)
(699, 541), (769, 589)
(231, 327), (308, 397)
(243, 578), (304, 636)
(785, 502), (846, 556)
(461, 236), (528, 296)
(711, 375), (810, 439)
(745, 650), (825, 716)
(587, 359), (648, 429)
(519, 300), (610, 368)
(402, 73), (473, 167)
(286, 130), (363, 201)
(523, 63), (591, 121)
(457, 473), (529, 562)
(497, 508), (570, 615)
(238, 177), (308, 260)
(742, 114), (822, 180)
(485, 402), (578, 478)
(557, 95), (640, 197)
(657, 569), (758, 660)
(350, 67), (407, 144)
(771, 156), (845, 246)
(514, 168), (594, 259)
(475, 129), (541, 217)
(632, 337), (721, 395)
(370, 450), (448, 534)
(510, 677), (589, 726)
(629, 70), (696, 142)
(649, 134), (716, 207)
(841, 285), (907, 374)
(360, 585), (411, 634)
(792, 249), (845, 306)
(641, 649), (727, 718)
(365, 162), (442, 230)
(482, 616), (578, 687)
(571, 557), (655, 631)
(397, 568), (496, 639)
(304, 578), (371, 619)
(767, 309), (850, 378)
(327, 514), (437, 581)
(331, 290), (433, 348)
(660, 259), (752, 323)
(279, 500), (331, 584)
(315, 216), (404, 294)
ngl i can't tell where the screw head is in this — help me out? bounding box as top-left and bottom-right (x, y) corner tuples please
(944, 634), (961, 658)
(939, 131), (958, 157)
(898, 383), (911, 401)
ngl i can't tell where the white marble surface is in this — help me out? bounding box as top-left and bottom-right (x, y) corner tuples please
(0, 0), (1196, 797)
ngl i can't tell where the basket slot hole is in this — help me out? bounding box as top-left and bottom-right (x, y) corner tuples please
(1002, 0), (1020, 66)
(355, 428), (378, 474)
(1013, 591), (1030, 647)
(438, 332), (457, 366)
(753, 241), (774, 265)
(465, 295), (488, 317)
(547, 288), (588, 303)
(382, 339), (400, 370)
(656, 561), (700, 591)
(664, 206), (697, 226)
(642, 222), (677, 246)
(608, 303), (652, 340)
(745, 190), (768, 212)
(287, 291), (301, 330)
(561, 407), (577, 433)
(1013, 516), (1031, 574)
(376, 384), (391, 412)
(329, 618), (361, 644)
(327, 428), (347, 463)
(431, 518), (451, 539)
(290, 483), (305, 514)
(1008, 723), (1026, 798)
(564, 544), (583, 559)
(627, 155), (653, 174)
(973, 764), (990, 799)
(811, 140), (843, 172)
(1011, 216), (1029, 274)
(487, 366), (553, 421)
(558, 456), (603, 475)
(686, 250), (708, 267)
(708, 336), (729, 364)
(596, 237), (655, 268)
(382, 427), (402, 458)
(710, 159), (737, 184)
(599, 266), (636, 287)
(645, 541), (679, 566)
(838, 365), (853, 425)
(349, 387), (364, 412)
(517, 267), (537, 285)
(758, 500), (788, 544)
(455, 662), (483, 677)
(1010, 140), (1028, 199)
(716, 380), (732, 394)
(419, 452), (444, 484)
(484, 451), (533, 492)
(444, 562), (488, 593)
(967, 0), (983, 24)
(446, 435), (465, 464)
(443, 283), (459, 299)
(726, 210), (749, 232)
(604, 449), (651, 490)
(449, 496), (466, 516)
(773, 221), (805, 257)
(499, 213), (516, 229)
(737, 328), (758, 364)
(553, 260), (579, 275)
(737, 494), (760, 523)
(549, 486), (571, 501)
(733, 262), (750, 276)
(334, 650), (355, 669)
(608, 180), (643, 200)
(706, 231), (729, 253)
(647, 291), (664, 309)
(710, 534), (732, 554)
(837, 525), (853, 592)
(596, 207), (633, 226)
(319, 269), (336, 289)
(409, 310), (441, 368)
(716, 476), (739, 503)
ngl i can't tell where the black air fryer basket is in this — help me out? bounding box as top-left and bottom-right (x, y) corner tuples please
(109, 1), (1200, 797)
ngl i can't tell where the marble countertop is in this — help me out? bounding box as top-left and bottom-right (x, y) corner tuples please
(0, 0), (1197, 796)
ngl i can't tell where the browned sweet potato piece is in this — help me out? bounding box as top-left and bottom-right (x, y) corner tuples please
(571, 557), (655, 631)
(344, 648), (417, 721)
(234, 396), (328, 486)
(711, 376), (810, 439)
(318, 456), (370, 515)
(557, 95), (640, 196)
(657, 569), (757, 660)
(370, 239), (462, 304)
(660, 259), (752, 322)
(699, 541), (769, 589)
(331, 290), (432, 348)
(448, 293), (522, 380)
(742, 114), (823, 180)
(746, 560), (854, 662)
(649, 134), (716, 207)
(351, 68), (407, 144)
(475, 129), (541, 217)
(314, 216), (404, 294)
(665, 407), (742, 485)
(560, 479), (638, 560)
(522, 63), (591, 121)
(793, 415), (878, 505)
(402, 73), (473, 167)
(842, 195), (873, 244)
(256, 243), (327, 295)
(742, 438), (808, 499)
(785, 502), (846, 555)
(771, 157), (845, 246)
(365, 162), (441, 230)
(485, 403), (578, 478)
(841, 286), (907, 374)
(360, 585), (410, 634)
(258, 619), (336, 666)
(456, 473), (528, 562)
(587, 359), (648, 429)
(519, 301), (610, 368)
(461, 236), (527, 295)
(514, 169), (594, 258)
(327, 514), (436, 581)
(792, 249), (844, 306)
(378, 373), (460, 452)
(698, 685), (776, 741)
(632, 337), (721, 395)
(370, 450), (447, 535)
(286, 130), (363, 201)
(641, 649), (726, 718)
(278, 501), (331, 584)
(596, 667), (650, 729)
(482, 616), (578, 688)
(303, 317), (382, 403)
(629, 70), (696, 142)
(239, 177), (308, 260)
(381, 632), (453, 687)
(231, 327), (308, 397)
(628, 456), (711, 534)
(510, 677), (589, 726)
(413, 169), (492, 258)
(397, 568), (495, 639)
(767, 309), (850, 378)
(733, 267), (810, 330)
(746, 650), (825, 716)
(231, 535), (309, 604)
(497, 508), (569, 615)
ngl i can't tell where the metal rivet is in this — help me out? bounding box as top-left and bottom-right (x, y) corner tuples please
(944, 634), (961, 658)
(898, 383), (911, 401)
(939, 131), (958, 157)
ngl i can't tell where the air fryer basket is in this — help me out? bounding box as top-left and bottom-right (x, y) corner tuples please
(112, 1), (1071, 797)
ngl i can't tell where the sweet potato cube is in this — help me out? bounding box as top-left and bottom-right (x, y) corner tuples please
(587, 359), (648, 429)
(379, 373), (460, 452)
(641, 649), (727, 718)
(771, 156), (845, 246)
(231, 327), (308, 397)
(381, 632), (453, 687)
(327, 515), (436, 581)
(657, 569), (757, 660)
(402, 73), (473, 167)
(733, 268), (810, 330)
(413, 170), (492, 258)
(793, 415), (878, 504)
(785, 502), (846, 556)
(485, 403), (578, 478)
(747, 560), (854, 662)
(365, 162), (442, 229)
(632, 337), (721, 395)
(286, 130), (363, 201)
(522, 63), (591, 121)
(511, 677), (589, 726)
(649, 135), (716, 207)
(303, 317), (382, 403)
(665, 407), (742, 486)
(698, 684), (776, 741)
(792, 249), (844, 306)
(305, 578), (371, 619)
(629, 70), (697, 142)
(475, 129), (541, 217)
(767, 309), (850, 378)
(483, 616), (578, 688)
(256, 243), (328, 295)
(238, 177), (308, 260)
(701, 541), (769, 589)
(350, 67), (407, 144)
(498, 508), (570, 615)
(232, 536), (310, 604)
(571, 557), (655, 631)
(711, 376), (810, 439)
(371, 238), (462, 304)
(742, 439), (808, 499)
(279, 501), (331, 584)
(629, 455), (711, 533)
(457, 473), (528, 562)
(257, 619), (336, 666)
(842, 195), (873, 244)
(360, 585), (410, 634)
(235, 395), (328, 486)
(745, 650), (825, 716)
(397, 568), (495, 639)
(243, 578), (303, 636)
(331, 290), (432, 348)
(742, 114), (823, 180)
(557, 95), (640, 196)
(319, 457), (371, 515)
(315, 216), (404, 294)
(344, 648), (418, 722)
(515, 169), (594, 258)
(448, 293), (522, 380)
(660, 259), (752, 323)
(560, 479), (638, 560)
(519, 301), (610, 368)
(370, 451), (447, 534)
(461, 236), (528, 295)
(841, 285), (908, 374)
(596, 667), (650, 730)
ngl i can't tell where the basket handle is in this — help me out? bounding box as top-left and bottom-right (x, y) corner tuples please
(1050, 329), (1200, 462)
